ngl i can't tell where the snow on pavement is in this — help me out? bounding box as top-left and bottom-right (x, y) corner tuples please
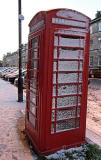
(0, 78), (26, 107)
(0, 78), (34, 160)
(87, 78), (101, 137)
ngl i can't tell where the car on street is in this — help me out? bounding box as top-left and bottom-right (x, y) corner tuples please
(8, 69), (27, 84)
(89, 68), (101, 78)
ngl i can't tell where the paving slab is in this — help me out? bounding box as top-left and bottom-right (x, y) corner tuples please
(0, 78), (101, 160)
(86, 128), (101, 148)
(0, 79), (34, 160)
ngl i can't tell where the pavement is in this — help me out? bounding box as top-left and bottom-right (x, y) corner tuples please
(86, 78), (101, 148)
(0, 78), (34, 160)
(0, 78), (101, 160)
(88, 78), (101, 89)
(86, 128), (101, 148)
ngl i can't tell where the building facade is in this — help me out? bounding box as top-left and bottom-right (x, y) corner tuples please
(90, 11), (101, 71)
(2, 52), (18, 67)
(2, 44), (28, 68)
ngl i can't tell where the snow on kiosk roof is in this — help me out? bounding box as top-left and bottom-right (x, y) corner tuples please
(29, 9), (90, 31)
(26, 8), (90, 155)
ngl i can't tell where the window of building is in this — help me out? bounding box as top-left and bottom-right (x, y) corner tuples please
(98, 56), (101, 66)
(98, 22), (101, 31)
(89, 56), (93, 67)
(98, 38), (101, 49)
(90, 40), (93, 50)
(90, 26), (93, 34)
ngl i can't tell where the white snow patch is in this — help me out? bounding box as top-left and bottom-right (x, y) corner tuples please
(45, 145), (87, 160)
(56, 10), (89, 22)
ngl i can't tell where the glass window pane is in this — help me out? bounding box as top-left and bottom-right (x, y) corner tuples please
(79, 73), (82, 82)
(90, 26), (93, 34)
(53, 72), (82, 84)
(56, 119), (75, 132)
(77, 118), (80, 128)
(58, 84), (77, 96)
(32, 37), (39, 48)
(52, 110), (55, 121)
(30, 102), (36, 115)
(59, 48), (83, 59)
(54, 48), (57, 59)
(79, 84), (82, 94)
(30, 92), (36, 104)
(53, 86), (56, 96)
(54, 36), (58, 46)
(59, 36), (84, 48)
(30, 61), (34, 69)
(78, 96), (81, 105)
(34, 60), (38, 69)
(89, 56), (93, 67)
(56, 108), (76, 120)
(29, 112), (35, 128)
(99, 56), (101, 66)
(98, 38), (101, 49)
(58, 72), (78, 83)
(80, 61), (83, 71)
(51, 123), (55, 133)
(77, 107), (80, 117)
(98, 23), (101, 31)
(30, 78), (37, 89)
(52, 98), (56, 109)
(53, 61), (57, 71)
(53, 73), (56, 84)
(90, 40), (93, 50)
(33, 51), (38, 59)
(57, 96), (77, 108)
(59, 61), (78, 71)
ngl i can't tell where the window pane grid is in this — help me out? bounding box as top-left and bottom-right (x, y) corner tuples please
(51, 33), (84, 133)
(28, 36), (40, 131)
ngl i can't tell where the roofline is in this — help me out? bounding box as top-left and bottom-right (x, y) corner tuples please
(46, 8), (90, 20)
(29, 8), (90, 26)
(91, 16), (101, 24)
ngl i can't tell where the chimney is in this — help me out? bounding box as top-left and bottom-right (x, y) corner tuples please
(96, 11), (101, 18)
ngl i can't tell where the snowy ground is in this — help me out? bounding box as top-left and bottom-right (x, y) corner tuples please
(45, 145), (87, 160)
(0, 78), (101, 160)
(0, 79), (33, 160)
(87, 78), (101, 136)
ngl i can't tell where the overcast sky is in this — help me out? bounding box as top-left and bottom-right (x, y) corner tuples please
(0, 0), (100, 60)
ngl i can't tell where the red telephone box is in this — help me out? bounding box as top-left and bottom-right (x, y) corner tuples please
(25, 9), (90, 155)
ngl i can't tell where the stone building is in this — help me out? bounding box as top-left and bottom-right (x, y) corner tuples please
(2, 52), (18, 67)
(2, 44), (28, 68)
(90, 11), (101, 70)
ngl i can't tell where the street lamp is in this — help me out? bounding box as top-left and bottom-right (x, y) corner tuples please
(18, 0), (24, 102)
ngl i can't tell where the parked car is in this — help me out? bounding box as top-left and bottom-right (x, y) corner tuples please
(1, 68), (13, 79)
(14, 70), (27, 88)
(14, 75), (26, 88)
(0, 67), (9, 77)
(5, 68), (18, 81)
(9, 69), (27, 84)
(89, 68), (101, 78)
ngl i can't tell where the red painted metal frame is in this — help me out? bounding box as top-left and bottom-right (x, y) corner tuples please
(25, 9), (90, 155)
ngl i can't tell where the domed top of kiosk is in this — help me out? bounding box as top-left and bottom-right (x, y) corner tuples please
(29, 8), (90, 27)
